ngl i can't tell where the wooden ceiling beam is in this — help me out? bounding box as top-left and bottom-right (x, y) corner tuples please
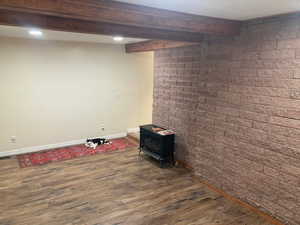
(0, 0), (241, 36)
(125, 40), (200, 53)
(0, 9), (205, 42)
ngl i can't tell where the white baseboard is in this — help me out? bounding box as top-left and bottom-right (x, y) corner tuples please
(127, 127), (140, 133)
(0, 132), (127, 158)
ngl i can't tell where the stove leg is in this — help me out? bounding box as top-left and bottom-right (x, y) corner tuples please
(171, 154), (175, 166)
(159, 160), (164, 168)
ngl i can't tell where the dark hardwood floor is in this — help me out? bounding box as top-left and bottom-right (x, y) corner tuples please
(0, 144), (273, 225)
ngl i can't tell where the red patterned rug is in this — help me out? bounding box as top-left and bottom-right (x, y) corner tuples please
(17, 138), (138, 168)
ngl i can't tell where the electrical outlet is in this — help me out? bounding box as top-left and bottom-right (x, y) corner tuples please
(10, 136), (16, 143)
(99, 124), (105, 131)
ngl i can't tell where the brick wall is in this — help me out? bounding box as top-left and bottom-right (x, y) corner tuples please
(153, 16), (300, 225)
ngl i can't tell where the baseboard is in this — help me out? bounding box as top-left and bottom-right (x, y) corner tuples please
(176, 161), (285, 225)
(127, 127), (140, 133)
(176, 160), (193, 170)
(0, 132), (127, 158)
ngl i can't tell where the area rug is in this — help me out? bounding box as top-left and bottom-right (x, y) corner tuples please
(17, 138), (138, 168)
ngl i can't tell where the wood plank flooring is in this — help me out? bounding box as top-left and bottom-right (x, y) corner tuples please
(0, 144), (273, 225)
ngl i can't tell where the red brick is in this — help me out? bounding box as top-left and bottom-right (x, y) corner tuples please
(240, 110), (269, 122)
(264, 166), (280, 177)
(260, 50), (295, 59)
(153, 19), (300, 225)
(281, 164), (300, 177)
(244, 40), (277, 51)
(278, 38), (300, 49)
(290, 89), (300, 99)
(253, 121), (269, 132)
(226, 115), (253, 128)
(270, 116), (300, 129)
(294, 70), (300, 79)
(271, 107), (300, 120)
(216, 106), (240, 116)
(257, 69), (294, 79)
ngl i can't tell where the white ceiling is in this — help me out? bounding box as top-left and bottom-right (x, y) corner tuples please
(0, 25), (146, 44)
(118, 0), (300, 20)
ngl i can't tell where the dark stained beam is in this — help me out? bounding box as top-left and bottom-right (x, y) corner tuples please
(125, 40), (200, 53)
(0, 9), (205, 42)
(0, 0), (241, 36)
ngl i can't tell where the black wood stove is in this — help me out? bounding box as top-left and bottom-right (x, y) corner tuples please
(139, 124), (175, 167)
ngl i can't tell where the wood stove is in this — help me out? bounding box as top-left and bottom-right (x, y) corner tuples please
(139, 124), (175, 167)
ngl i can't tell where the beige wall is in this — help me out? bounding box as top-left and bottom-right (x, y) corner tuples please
(0, 37), (153, 152)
